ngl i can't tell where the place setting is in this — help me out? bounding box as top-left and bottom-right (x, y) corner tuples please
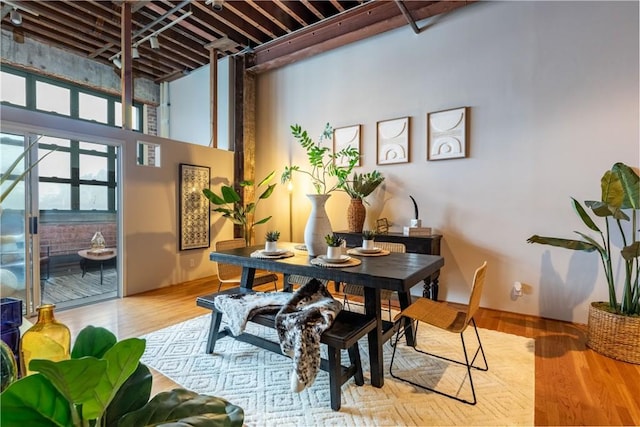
(250, 248), (294, 259)
(310, 234), (362, 268)
(346, 246), (390, 257)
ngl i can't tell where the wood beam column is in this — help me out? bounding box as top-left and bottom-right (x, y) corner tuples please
(120, 2), (133, 130)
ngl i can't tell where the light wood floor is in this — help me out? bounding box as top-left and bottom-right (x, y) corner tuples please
(54, 276), (640, 426)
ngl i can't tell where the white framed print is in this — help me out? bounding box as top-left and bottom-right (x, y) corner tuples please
(377, 116), (410, 165)
(428, 107), (468, 160)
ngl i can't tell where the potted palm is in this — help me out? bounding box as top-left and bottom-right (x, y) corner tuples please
(342, 171), (385, 233)
(281, 123), (359, 256)
(527, 162), (639, 364)
(203, 171), (276, 246)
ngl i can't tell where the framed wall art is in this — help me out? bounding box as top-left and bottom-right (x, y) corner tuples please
(377, 116), (410, 165)
(427, 107), (468, 160)
(179, 163), (211, 250)
(333, 124), (361, 167)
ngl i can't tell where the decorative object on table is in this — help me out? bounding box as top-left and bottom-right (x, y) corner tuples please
(333, 124), (361, 167)
(403, 226), (433, 237)
(90, 231), (106, 249)
(527, 162), (640, 364)
(376, 217), (390, 234)
(409, 195), (421, 228)
(264, 230), (280, 253)
(281, 123), (359, 256)
(204, 171), (276, 247)
(324, 233), (344, 261)
(1, 297), (22, 368)
(19, 304), (70, 377)
(179, 163), (211, 250)
(344, 171), (385, 233)
(427, 107), (468, 160)
(1, 325), (245, 427)
(377, 116), (410, 165)
(362, 229), (376, 250)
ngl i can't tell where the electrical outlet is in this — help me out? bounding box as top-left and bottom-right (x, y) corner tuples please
(513, 281), (523, 297)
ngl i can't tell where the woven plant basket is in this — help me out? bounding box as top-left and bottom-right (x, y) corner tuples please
(347, 198), (366, 233)
(586, 302), (640, 364)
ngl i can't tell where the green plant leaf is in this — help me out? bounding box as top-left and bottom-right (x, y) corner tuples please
(526, 235), (598, 252)
(105, 362), (152, 426)
(622, 241), (640, 261)
(254, 216), (272, 225)
(571, 198), (601, 233)
(71, 325), (118, 359)
(611, 162), (640, 209)
(117, 389), (244, 427)
(203, 189), (226, 206)
(81, 338), (146, 420)
(220, 186), (241, 204)
(257, 170), (276, 187)
(258, 184), (275, 200)
(29, 357), (108, 404)
(0, 373), (72, 427)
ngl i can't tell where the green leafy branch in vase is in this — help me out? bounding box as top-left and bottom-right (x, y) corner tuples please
(281, 123), (360, 195)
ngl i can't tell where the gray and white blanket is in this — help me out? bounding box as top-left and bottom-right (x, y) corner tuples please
(212, 279), (342, 392)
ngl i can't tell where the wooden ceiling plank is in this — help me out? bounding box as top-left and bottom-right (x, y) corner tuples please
(249, 0), (302, 33)
(249, 1), (475, 73)
(274, 1), (314, 27)
(191, 1), (266, 46)
(223, 1), (287, 39)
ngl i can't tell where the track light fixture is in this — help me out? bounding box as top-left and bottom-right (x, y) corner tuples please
(150, 35), (160, 49)
(132, 47), (140, 59)
(207, 0), (224, 11)
(112, 55), (122, 69)
(10, 8), (21, 25)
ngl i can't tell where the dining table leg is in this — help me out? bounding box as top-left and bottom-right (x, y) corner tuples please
(364, 286), (384, 388)
(397, 290), (416, 346)
(240, 267), (257, 289)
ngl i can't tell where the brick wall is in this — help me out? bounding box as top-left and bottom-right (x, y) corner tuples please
(40, 222), (117, 256)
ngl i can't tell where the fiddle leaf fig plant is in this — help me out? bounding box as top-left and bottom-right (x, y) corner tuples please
(527, 162), (640, 316)
(281, 123), (360, 195)
(0, 325), (244, 427)
(203, 171), (277, 246)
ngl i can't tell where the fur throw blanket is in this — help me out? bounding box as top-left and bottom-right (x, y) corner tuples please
(275, 279), (342, 392)
(212, 279), (342, 393)
(213, 292), (292, 336)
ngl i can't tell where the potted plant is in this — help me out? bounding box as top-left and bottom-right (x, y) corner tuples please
(324, 233), (344, 260)
(203, 171), (277, 246)
(0, 325), (244, 426)
(264, 230), (280, 253)
(362, 229), (376, 250)
(342, 171), (385, 233)
(527, 162), (639, 364)
(281, 123), (360, 256)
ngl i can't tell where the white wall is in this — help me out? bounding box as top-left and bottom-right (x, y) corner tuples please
(168, 57), (234, 150)
(1, 105), (235, 296)
(254, 1), (639, 324)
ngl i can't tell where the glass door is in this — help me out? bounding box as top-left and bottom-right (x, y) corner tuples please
(1, 132), (37, 316)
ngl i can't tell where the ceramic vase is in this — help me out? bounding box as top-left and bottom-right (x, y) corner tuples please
(304, 194), (332, 257)
(362, 239), (375, 250)
(326, 246), (341, 260)
(19, 304), (70, 376)
(265, 241), (277, 252)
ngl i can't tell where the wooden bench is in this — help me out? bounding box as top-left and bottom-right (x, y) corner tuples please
(196, 287), (377, 411)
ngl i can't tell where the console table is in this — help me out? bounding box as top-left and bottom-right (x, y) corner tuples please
(334, 231), (442, 300)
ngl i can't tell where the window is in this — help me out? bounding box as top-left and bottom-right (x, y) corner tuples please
(0, 66), (143, 130)
(1, 71), (26, 106)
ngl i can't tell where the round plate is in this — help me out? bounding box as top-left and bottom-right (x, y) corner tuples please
(318, 255), (351, 264)
(355, 247), (381, 254)
(260, 249), (288, 256)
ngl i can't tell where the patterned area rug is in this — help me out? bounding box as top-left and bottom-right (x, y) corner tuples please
(141, 314), (534, 426)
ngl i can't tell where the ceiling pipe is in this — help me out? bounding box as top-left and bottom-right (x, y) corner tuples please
(395, 0), (420, 34)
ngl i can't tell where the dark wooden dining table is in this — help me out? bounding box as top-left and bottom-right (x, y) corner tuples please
(208, 242), (444, 388)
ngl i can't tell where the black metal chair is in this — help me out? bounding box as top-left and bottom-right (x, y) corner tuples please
(389, 261), (489, 405)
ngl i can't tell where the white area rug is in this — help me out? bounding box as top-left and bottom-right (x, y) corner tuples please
(141, 314), (534, 426)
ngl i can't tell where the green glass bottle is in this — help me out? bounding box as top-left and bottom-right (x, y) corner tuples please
(19, 304), (71, 376)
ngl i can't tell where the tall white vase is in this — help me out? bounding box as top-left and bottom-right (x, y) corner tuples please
(304, 194), (332, 257)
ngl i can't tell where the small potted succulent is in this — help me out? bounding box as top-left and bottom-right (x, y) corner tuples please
(265, 230), (280, 253)
(362, 229), (376, 250)
(324, 233), (344, 260)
